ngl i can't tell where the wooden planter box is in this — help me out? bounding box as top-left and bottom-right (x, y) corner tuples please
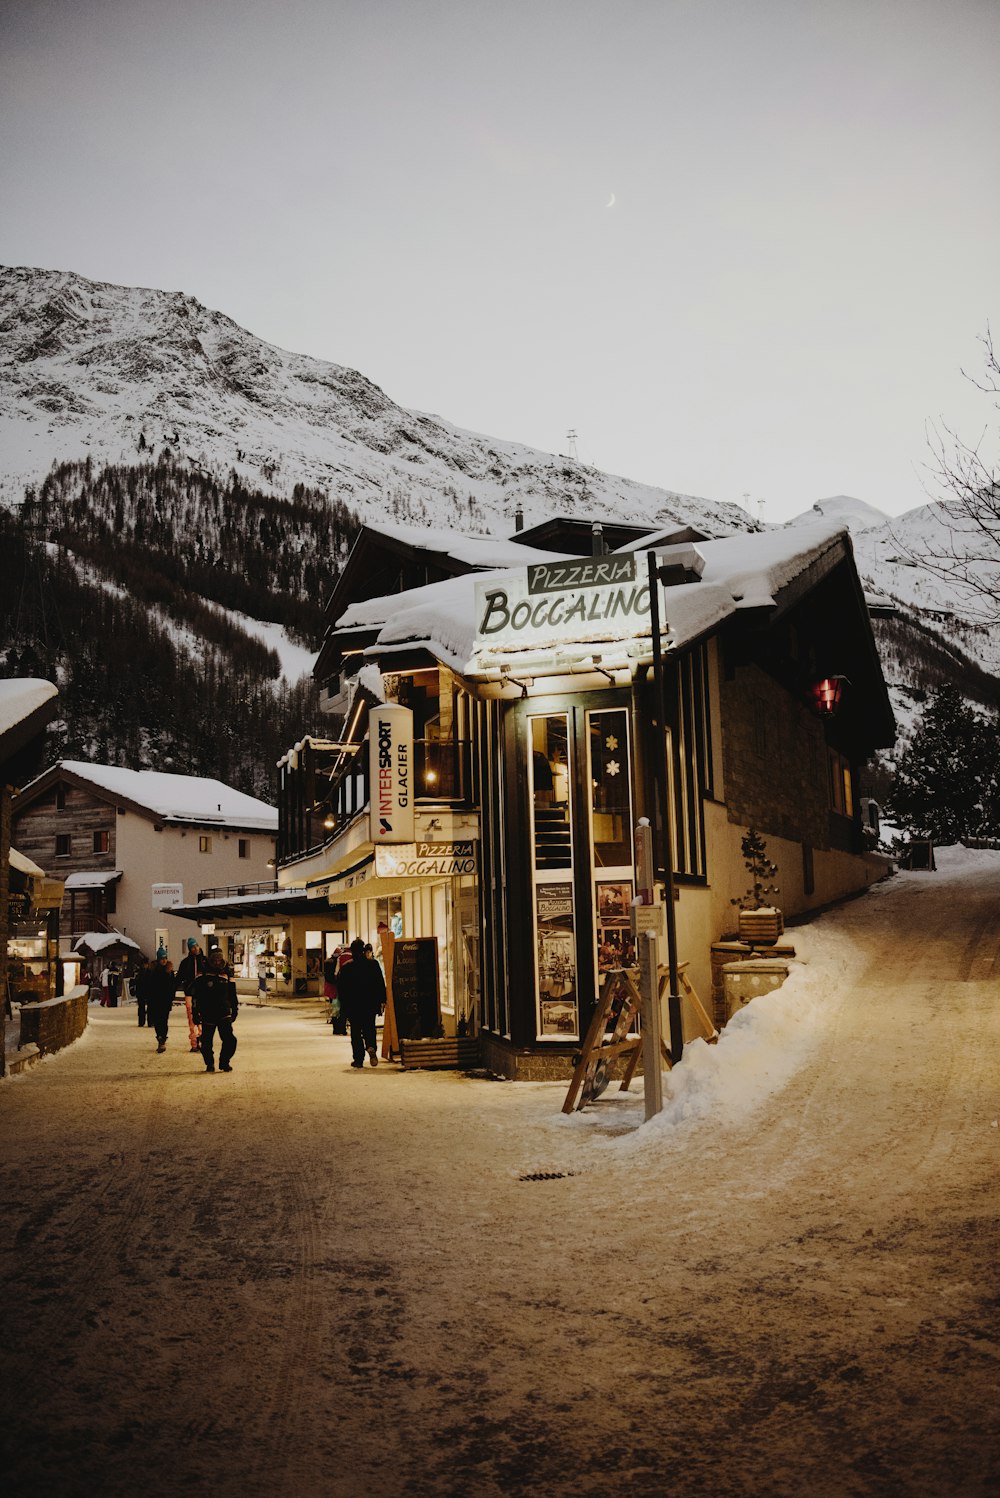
(737, 907), (784, 947)
(399, 1037), (482, 1071)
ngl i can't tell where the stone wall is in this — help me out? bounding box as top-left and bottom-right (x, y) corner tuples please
(18, 985), (89, 1056)
(720, 663), (830, 849)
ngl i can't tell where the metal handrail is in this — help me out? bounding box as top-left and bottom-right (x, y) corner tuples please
(194, 880), (280, 901)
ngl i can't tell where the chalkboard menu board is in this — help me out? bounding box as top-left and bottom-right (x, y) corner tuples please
(390, 938), (441, 1040)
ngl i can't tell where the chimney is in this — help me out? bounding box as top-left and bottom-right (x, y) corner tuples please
(514, 505), (524, 533)
(591, 521), (605, 557)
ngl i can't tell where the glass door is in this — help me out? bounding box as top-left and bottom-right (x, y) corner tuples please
(588, 707), (637, 985)
(529, 713), (579, 1038)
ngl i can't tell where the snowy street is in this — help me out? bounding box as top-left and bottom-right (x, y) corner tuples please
(2, 849), (999, 1497)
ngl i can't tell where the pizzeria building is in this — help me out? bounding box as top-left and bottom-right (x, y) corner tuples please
(276, 516), (894, 1077)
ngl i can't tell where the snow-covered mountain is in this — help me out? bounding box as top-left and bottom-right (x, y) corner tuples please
(789, 493), (1000, 678)
(790, 494), (893, 534)
(0, 265), (751, 538)
(788, 493), (1000, 753)
(3, 264), (997, 774)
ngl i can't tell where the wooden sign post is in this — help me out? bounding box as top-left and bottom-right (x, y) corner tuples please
(379, 931), (400, 1060)
(638, 929), (663, 1120)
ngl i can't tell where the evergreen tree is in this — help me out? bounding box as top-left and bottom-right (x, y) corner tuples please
(0, 466), (337, 799)
(888, 683), (1000, 841)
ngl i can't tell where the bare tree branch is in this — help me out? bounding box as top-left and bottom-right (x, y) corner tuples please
(888, 327), (1000, 623)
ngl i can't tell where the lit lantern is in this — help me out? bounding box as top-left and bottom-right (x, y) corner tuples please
(811, 675), (848, 716)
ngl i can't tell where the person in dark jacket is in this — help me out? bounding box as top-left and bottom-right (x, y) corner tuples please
(324, 949), (348, 1035)
(108, 960), (123, 1006)
(191, 949), (239, 1073)
(133, 956), (154, 1027)
(337, 937), (385, 1068)
(147, 955), (177, 1052)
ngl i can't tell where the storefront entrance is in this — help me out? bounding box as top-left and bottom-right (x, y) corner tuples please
(502, 690), (638, 1046)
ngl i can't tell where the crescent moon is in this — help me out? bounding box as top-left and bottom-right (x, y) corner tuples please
(606, 192), (616, 208)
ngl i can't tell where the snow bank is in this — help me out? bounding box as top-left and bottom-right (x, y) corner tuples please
(527, 845), (1000, 1164)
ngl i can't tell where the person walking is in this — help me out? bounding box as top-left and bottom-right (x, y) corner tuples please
(191, 949), (239, 1073)
(337, 937), (385, 1068)
(147, 955), (176, 1053)
(324, 948), (348, 1035)
(107, 959), (122, 1008)
(133, 956), (154, 1027)
(176, 938), (204, 1053)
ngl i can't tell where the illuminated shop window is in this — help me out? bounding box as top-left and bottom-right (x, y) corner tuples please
(529, 714), (578, 1039)
(589, 708), (636, 985)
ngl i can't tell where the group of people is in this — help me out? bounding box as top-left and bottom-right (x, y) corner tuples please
(133, 938), (238, 1074)
(97, 960), (123, 1007)
(324, 939), (385, 1068)
(130, 934), (384, 1075)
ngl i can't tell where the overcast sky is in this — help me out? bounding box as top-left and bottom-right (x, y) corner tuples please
(1, 0), (997, 523)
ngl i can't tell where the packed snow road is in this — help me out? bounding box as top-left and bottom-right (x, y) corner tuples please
(2, 848), (999, 1498)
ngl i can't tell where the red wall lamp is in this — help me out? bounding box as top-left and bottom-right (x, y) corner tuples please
(811, 675), (849, 716)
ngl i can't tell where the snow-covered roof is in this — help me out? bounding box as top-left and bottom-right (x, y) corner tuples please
(37, 762), (278, 830)
(333, 519), (852, 676)
(9, 846), (46, 878)
(0, 677), (58, 738)
(189, 887), (311, 912)
(72, 930), (141, 954)
(64, 869), (123, 890)
(362, 520), (560, 569)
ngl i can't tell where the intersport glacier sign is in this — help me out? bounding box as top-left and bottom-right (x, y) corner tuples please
(368, 704), (414, 844)
(475, 553), (649, 647)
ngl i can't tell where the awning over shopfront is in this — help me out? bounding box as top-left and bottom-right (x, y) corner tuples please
(316, 838), (479, 904)
(64, 870), (123, 890)
(169, 887), (347, 923)
(9, 847), (46, 879)
(8, 847), (63, 915)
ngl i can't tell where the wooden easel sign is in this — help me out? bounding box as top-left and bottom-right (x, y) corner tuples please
(562, 970), (644, 1113)
(562, 960), (716, 1114)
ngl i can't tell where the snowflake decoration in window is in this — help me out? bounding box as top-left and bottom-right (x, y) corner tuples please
(606, 735), (619, 751)
(606, 759), (621, 777)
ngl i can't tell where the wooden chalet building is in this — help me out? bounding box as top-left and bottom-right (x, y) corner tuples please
(277, 517), (895, 1079)
(11, 762), (278, 976)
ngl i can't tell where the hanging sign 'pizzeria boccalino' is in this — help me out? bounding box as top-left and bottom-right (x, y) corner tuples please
(474, 553), (650, 647)
(375, 841), (478, 878)
(368, 704), (414, 844)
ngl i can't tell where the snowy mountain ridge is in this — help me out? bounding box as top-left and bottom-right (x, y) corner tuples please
(0, 264), (752, 539)
(3, 264), (997, 763)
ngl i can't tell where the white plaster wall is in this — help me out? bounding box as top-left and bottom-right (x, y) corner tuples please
(677, 801), (892, 1038)
(113, 813), (276, 959)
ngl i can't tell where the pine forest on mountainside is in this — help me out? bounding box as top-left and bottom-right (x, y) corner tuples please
(4, 452), (1000, 835)
(2, 456), (361, 801)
